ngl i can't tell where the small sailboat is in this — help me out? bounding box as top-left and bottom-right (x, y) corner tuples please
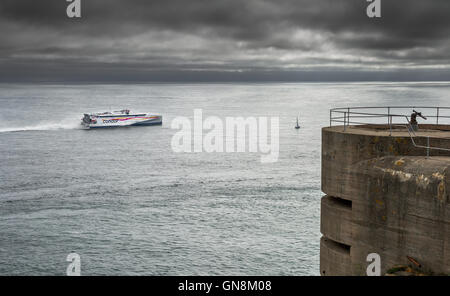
(295, 116), (300, 129)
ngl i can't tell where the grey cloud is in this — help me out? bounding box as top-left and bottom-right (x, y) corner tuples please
(0, 0), (449, 82)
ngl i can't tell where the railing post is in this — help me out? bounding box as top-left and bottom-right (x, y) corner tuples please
(347, 108), (350, 127)
(330, 109), (332, 127)
(389, 115), (392, 136)
(387, 107), (390, 127)
(344, 112), (347, 131)
(436, 107), (440, 125)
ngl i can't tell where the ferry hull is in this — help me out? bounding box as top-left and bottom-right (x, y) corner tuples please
(86, 120), (162, 129)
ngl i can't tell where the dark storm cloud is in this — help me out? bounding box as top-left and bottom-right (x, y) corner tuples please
(0, 0), (449, 82)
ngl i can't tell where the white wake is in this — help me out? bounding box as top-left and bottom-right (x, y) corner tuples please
(0, 120), (81, 133)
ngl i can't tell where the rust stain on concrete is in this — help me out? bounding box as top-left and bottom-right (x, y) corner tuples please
(437, 181), (445, 202)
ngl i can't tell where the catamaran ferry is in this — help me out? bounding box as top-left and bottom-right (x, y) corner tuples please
(81, 109), (162, 129)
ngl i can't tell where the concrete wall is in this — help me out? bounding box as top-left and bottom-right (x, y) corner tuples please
(320, 125), (450, 275)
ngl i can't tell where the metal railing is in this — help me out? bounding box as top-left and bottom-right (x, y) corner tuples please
(329, 106), (450, 153)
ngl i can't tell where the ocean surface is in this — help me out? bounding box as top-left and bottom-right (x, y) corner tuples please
(0, 82), (449, 275)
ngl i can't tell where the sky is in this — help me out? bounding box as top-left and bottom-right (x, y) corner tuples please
(0, 0), (449, 82)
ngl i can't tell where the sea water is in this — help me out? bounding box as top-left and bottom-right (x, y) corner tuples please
(0, 82), (449, 275)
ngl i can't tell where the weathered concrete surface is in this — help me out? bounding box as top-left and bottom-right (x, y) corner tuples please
(321, 124), (450, 276)
(320, 237), (351, 276)
(320, 196), (352, 246)
(322, 125), (450, 200)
